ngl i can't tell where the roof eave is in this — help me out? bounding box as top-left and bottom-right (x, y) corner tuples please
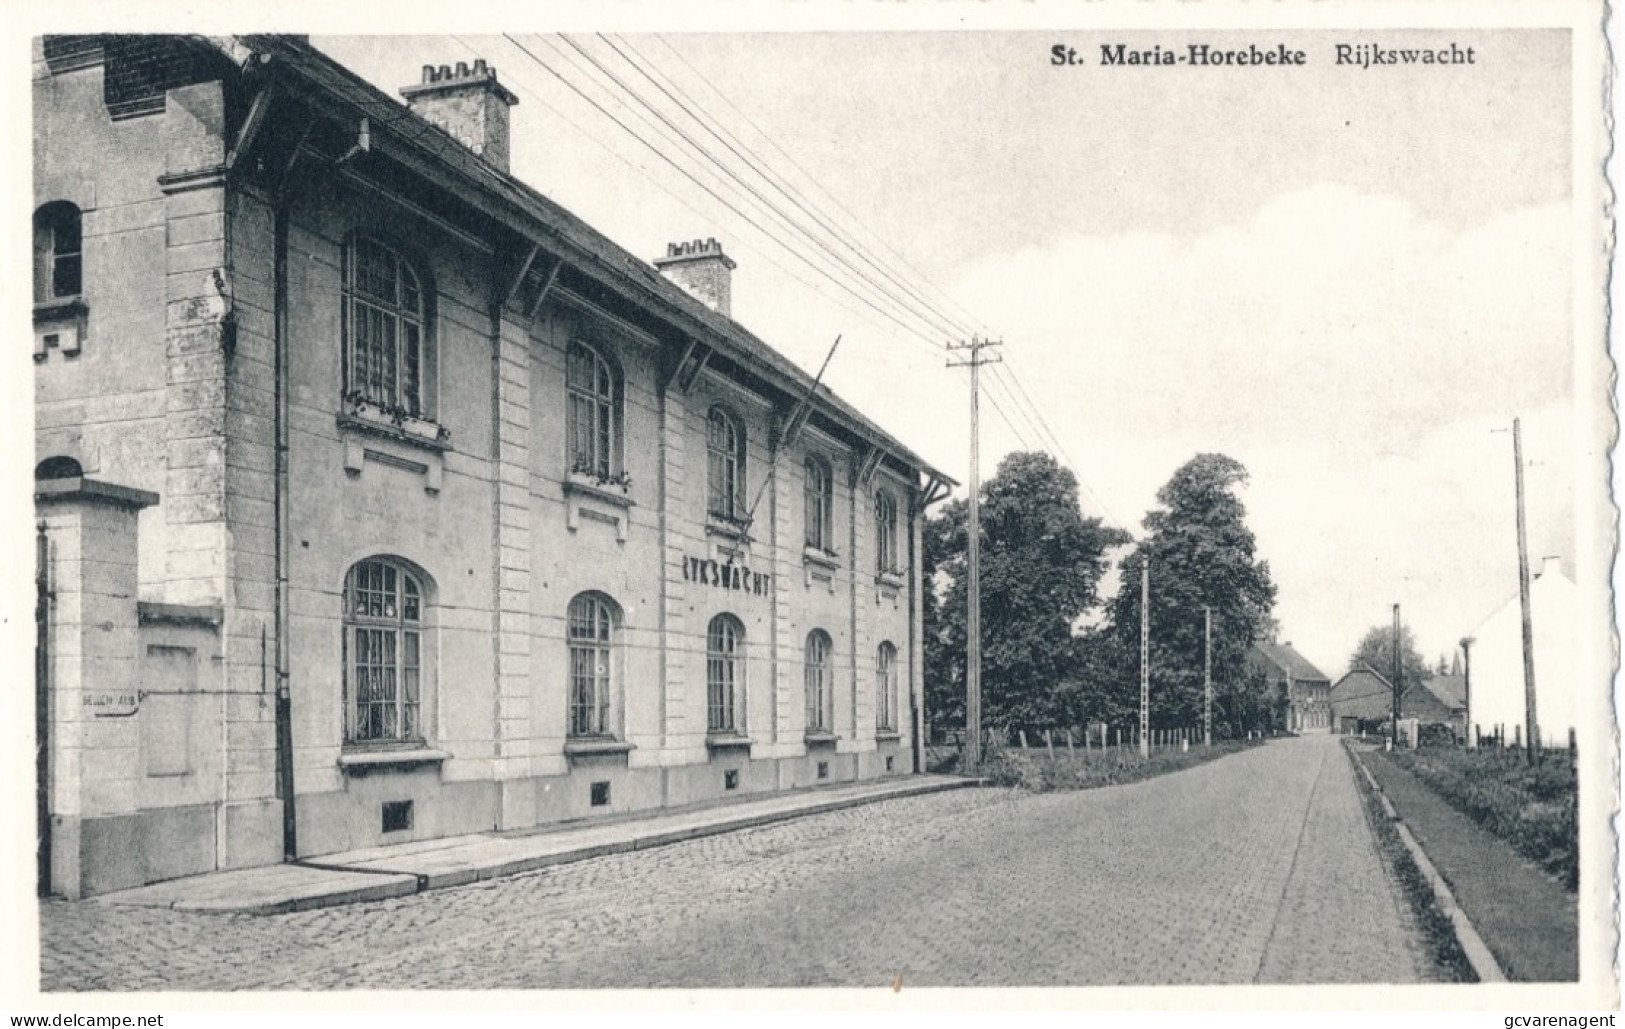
(243, 35), (954, 488)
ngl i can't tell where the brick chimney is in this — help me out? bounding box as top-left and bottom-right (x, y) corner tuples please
(654, 238), (736, 318)
(400, 59), (519, 173)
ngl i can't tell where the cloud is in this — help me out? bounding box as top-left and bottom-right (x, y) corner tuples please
(924, 187), (1579, 675)
(950, 186), (1570, 453)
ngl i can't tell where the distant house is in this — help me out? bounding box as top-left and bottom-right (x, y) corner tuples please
(1328, 664), (1463, 737)
(1463, 557), (1579, 745)
(1418, 672), (1467, 738)
(1329, 666), (1393, 734)
(1249, 641), (1332, 733)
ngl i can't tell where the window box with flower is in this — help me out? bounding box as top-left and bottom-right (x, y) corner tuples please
(339, 391), (452, 452)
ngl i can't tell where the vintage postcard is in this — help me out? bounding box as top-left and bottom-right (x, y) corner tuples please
(2, 0), (1615, 1018)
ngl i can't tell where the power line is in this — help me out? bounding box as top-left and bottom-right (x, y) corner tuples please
(650, 34), (1000, 340)
(603, 33), (972, 345)
(497, 34), (957, 358)
(490, 34), (1115, 515)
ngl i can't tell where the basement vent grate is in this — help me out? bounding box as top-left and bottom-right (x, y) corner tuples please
(723, 769), (739, 790)
(816, 761), (830, 780)
(382, 800), (413, 833)
(590, 781), (611, 807)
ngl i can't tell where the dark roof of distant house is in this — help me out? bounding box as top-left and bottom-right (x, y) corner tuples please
(1332, 665), (1393, 695)
(232, 35), (952, 487)
(1250, 641), (1331, 684)
(1417, 673), (1466, 711)
(1332, 664), (1459, 720)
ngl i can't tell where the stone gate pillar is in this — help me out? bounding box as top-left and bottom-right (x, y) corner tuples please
(36, 476), (157, 898)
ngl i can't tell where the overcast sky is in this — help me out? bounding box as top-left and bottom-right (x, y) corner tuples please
(316, 28), (1581, 677)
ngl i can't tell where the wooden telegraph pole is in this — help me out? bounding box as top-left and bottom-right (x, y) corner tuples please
(1512, 417), (1540, 765)
(948, 336), (1001, 772)
(1459, 636), (1475, 748)
(1203, 606), (1213, 747)
(1139, 559), (1150, 759)
(1390, 603), (1401, 747)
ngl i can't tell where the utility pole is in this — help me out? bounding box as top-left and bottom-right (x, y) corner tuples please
(1139, 558), (1150, 759)
(1513, 417), (1540, 765)
(1459, 636), (1475, 748)
(1203, 606), (1213, 747)
(947, 335), (1002, 773)
(1390, 603), (1401, 748)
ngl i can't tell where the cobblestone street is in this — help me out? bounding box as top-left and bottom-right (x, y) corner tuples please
(40, 735), (1439, 990)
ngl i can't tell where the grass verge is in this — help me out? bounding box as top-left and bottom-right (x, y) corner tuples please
(1381, 745), (1577, 891)
(1345, 743), (1477, 982)
(970, 738), (1262, 791)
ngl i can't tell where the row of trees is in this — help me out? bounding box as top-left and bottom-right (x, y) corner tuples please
(923, 451), (1280, 740)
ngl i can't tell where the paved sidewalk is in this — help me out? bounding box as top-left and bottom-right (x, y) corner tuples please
(93, 774), (980, 916)
(1359, 748), (1578, 982)
(46, 736), (1437, 989)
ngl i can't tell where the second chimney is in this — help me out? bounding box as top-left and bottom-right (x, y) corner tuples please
(654, 238), (736, 318)
(401, 59), (519, 173)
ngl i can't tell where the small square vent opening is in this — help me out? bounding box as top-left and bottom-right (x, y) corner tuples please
(723, 769), (740, 791)
(590, 781), (611, 807)
(885, 756), (895, 772)
(816, 761), (830, 780)
(382, 800), (413, 833)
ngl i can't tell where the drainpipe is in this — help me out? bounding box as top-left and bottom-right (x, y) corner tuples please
(36, 522), (52, 895)
(272, 198), (296, 860)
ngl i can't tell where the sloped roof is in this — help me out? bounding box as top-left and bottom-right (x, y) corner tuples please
(1331, 664), (1458, 720)
(1329, 666), (1396, 714)
(235, 35), (952, 486)
(1251, 641), (1331, 684)
(1420, 672), (1466, 710)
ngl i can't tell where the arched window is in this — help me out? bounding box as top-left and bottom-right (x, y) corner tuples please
(344, 558), (426, 743)
(567, 592), (619, 737)
(35, 456), (83, 481)
(34, 202), (83, 303)
(707, 407), (745, 522)
(804, 629), (833, 733)
(876, 642), (900, 732)
(875, 490), (899, 575)
(567, 342), (619, 479)
(707, 613), (746, 733)
(804, 456), (833, 551)
(345, 235), (426, 416)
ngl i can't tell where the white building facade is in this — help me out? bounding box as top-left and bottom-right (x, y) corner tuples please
(32, 35), (951, 898)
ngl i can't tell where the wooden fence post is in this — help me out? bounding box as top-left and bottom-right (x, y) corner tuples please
(1045, 730), (1055, 762)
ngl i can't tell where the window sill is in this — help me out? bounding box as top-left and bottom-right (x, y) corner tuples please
(705, 517), (752, 543)
(34, 296), (88, 325)
(804, 730), (840, 746)
(564, 738), (636, 758)
(875, 570), (906, 589)
(705, 732), (754, 751)
(802, 546), (841, 570)
(875, 729), (902, 742)
(338, 747), (451, 772)
(563, 473), (635, 509)
(337, 409), (451, 453)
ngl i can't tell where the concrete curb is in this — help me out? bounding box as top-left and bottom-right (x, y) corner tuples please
(261, 775), (988, 914)
(1344, 744), (1507, 983)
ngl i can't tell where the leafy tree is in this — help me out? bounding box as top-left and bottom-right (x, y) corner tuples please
(1348, 622), (1431, 688)
(1106, 454), (1277, 738)
(923, 452), (1127, 733)
(922, 502), (966, 731)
